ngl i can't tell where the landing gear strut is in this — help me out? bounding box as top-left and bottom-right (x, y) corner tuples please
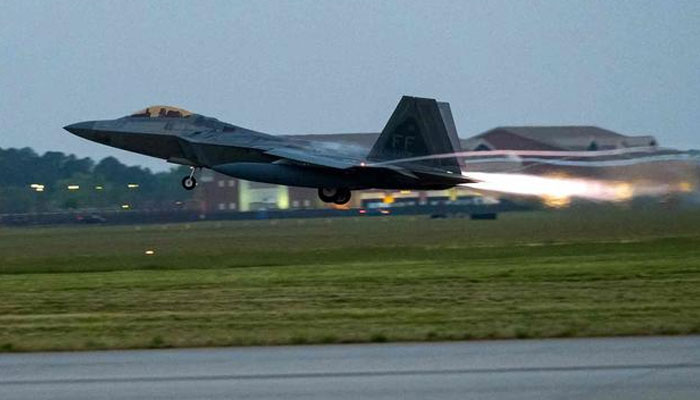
(181, 167), (198, 190)
(318, 188), (351, 205)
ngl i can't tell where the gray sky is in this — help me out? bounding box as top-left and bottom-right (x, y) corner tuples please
(1, 0), (698, 171)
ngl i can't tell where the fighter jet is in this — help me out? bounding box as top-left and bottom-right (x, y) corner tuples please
(64, 96), (473, 204)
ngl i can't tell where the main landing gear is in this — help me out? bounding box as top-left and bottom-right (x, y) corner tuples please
(318, 188), (352, 205)
(181, 167), (198, 190)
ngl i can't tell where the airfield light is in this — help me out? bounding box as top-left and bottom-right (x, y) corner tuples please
(448, 188), (458, 201)
(67, 185), (80, 190)
(121, 204), (130, 209)
(127, 183), (139, 189)
(542, 195), (571, 208)
(35, 187), (45, 192)
(678, 181), (694, 193)
(95, 185), (104, 190)
(144, 249), (156, 255)
(30, 184), (45, 192)
(613, 183), (634, 202)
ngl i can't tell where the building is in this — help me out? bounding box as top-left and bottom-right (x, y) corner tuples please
(196, 170), (240, 212)
(462, 126), (657, 151)
(196, 169), (324, 213)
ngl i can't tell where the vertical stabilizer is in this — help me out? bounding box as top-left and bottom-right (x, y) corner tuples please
(368, 96), (463, 172)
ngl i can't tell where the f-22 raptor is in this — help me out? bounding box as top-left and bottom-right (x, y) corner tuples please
(64, 96), (472, 204)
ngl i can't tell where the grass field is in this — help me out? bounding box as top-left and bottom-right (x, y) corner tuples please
(1, 207), (699, 352)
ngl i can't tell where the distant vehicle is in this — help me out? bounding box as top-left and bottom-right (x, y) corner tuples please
(76, 214), (107, 224)
(358, 208), (391, 216)
(470, 213), (497, 220)
(65, 96), (474, 205)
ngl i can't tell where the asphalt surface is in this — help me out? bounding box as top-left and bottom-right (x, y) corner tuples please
(1, 336), (698, 400)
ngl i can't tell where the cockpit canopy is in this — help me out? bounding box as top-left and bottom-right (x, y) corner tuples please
(129, 106), (193, 118)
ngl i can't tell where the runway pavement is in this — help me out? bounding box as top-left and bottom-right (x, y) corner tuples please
(1, 336), (698, 399)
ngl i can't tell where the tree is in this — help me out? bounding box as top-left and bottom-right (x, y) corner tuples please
(0, 147), (193, 214)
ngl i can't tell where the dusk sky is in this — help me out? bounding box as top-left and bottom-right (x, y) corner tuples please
(1, 1), (698, 171)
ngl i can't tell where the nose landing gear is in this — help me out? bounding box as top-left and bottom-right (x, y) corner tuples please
(318, 188), (352, 205)
(181, 167), (199, 190)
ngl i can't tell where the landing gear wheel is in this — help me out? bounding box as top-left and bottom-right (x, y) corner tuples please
(333, 189), (352, 205)
(181, 176), (197, 190)
(318, 188), (338, 203)
(318, 188), (352, 205)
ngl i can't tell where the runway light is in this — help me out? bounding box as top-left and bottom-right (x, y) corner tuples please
(95, 185), (104, 190)
(67, 185), (80, 190)
(127, 183), (139, 189)
(613, 183), (634, 202)
(678, 181), (694, 193)
(121, 204), (130, 209)
(542, 195), (571, 208)
(30, 184), (45, 192)
(144, 249), (155, 255)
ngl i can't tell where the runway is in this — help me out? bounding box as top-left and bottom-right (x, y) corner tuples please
(1, 336), (698, 399)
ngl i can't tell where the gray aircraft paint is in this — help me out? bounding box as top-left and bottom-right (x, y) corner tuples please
(65, 97), (473, 198)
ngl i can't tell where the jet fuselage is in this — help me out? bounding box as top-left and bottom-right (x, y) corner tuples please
(64, 98), (472, 204)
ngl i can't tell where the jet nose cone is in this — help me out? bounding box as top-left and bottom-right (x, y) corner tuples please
(63, 121), (96, 139)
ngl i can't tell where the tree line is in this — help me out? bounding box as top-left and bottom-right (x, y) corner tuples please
(0, 147), (192, 213)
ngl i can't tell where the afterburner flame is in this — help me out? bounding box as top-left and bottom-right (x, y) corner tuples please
(460, 172), (681, 206)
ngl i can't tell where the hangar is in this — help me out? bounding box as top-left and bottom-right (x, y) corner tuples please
(462, 126), (657, 152)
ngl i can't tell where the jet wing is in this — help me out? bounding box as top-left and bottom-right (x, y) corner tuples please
(260, 96), (478, 186)
(264, 146), (360, 169)
(264, 146), (478, 185)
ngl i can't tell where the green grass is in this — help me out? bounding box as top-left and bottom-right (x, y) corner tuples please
(1, 207), (699, 351)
